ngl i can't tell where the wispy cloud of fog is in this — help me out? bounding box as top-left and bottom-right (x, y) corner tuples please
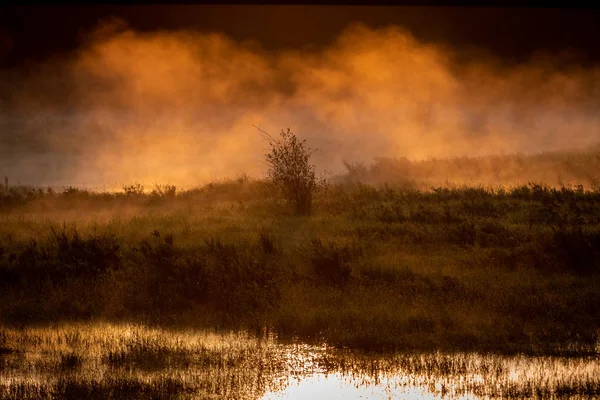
(1, 19), (599, 188)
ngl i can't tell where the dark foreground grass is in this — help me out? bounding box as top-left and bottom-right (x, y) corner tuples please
(2, 377), (192, 400)
(0, 178), (599, 355)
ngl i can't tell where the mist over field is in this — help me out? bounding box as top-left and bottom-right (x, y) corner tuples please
(1, 18), (599, 188)
(3, 13), (600, 398)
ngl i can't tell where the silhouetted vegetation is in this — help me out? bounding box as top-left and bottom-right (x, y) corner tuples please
(1, 377), (192, 400)
(264, 128), (321, 215)
(0, 173), (599, 356)
(338, 146), (600, 189)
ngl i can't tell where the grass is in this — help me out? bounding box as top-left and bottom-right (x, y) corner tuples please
(58, 352), (83, 371)
(1, 377), (193, 400)
(0, 324), (598, 399)
(0, 159), (599, 355)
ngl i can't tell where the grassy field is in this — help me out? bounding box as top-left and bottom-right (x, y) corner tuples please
(1, 153), (600, 356)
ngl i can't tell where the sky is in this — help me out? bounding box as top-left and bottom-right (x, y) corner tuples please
(1, 6), (599, 67)
(0, 5), (599, 188)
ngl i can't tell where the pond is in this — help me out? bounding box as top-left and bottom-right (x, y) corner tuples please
(0, 323), (598, 399)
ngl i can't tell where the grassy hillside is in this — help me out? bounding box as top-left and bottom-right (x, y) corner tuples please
(1, 174), (599, 355)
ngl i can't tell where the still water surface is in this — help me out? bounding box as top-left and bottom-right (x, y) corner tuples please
(0, 323), (598, 399)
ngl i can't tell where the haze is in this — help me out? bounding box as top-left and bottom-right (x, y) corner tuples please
(1, 18), (599, 189)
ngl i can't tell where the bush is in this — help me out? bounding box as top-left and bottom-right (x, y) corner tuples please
(150, 184), (177, 198)
(122, 183), (144, 196)
(265, 128), (318, 215)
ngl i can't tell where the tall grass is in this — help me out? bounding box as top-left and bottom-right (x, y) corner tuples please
(0, 175), (599, 354)
(0, 324), (598, 399)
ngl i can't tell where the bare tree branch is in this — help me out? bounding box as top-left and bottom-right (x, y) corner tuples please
(252, 124), (279, 144)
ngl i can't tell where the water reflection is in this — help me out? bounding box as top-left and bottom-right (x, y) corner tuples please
(262, 373), (459, 400)
(0, 323), (598, 399)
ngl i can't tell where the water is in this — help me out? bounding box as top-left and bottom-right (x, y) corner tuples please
(0, 323), (598, 399)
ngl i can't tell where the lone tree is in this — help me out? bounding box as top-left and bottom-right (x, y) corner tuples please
(263, 127), (318, 216)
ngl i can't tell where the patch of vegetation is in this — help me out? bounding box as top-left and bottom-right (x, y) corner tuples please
(104, 336), (191, 371)
(58, 352), (83, 371)
(263, 127), (321, 215)
(0, 176), (599, 355)
(122, 182), (144, 196)
(0, 377), (192, 400)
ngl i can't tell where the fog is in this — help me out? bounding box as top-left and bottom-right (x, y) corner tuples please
(1, 18), (599, 189)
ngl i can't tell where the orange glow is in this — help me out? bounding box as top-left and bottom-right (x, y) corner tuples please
(2, 19), (599, 188)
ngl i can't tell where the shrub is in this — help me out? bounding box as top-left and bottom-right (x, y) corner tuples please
(264, 128), (318, 215)
(123, 183), (144, 196)
(150, 184), (177, 198)
(62, 187), (85, 197)
(342, 160), (369, 183)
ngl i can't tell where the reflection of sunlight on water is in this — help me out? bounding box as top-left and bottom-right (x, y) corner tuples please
(1, 323), (599, 399)
(261, 372), (472, 400)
